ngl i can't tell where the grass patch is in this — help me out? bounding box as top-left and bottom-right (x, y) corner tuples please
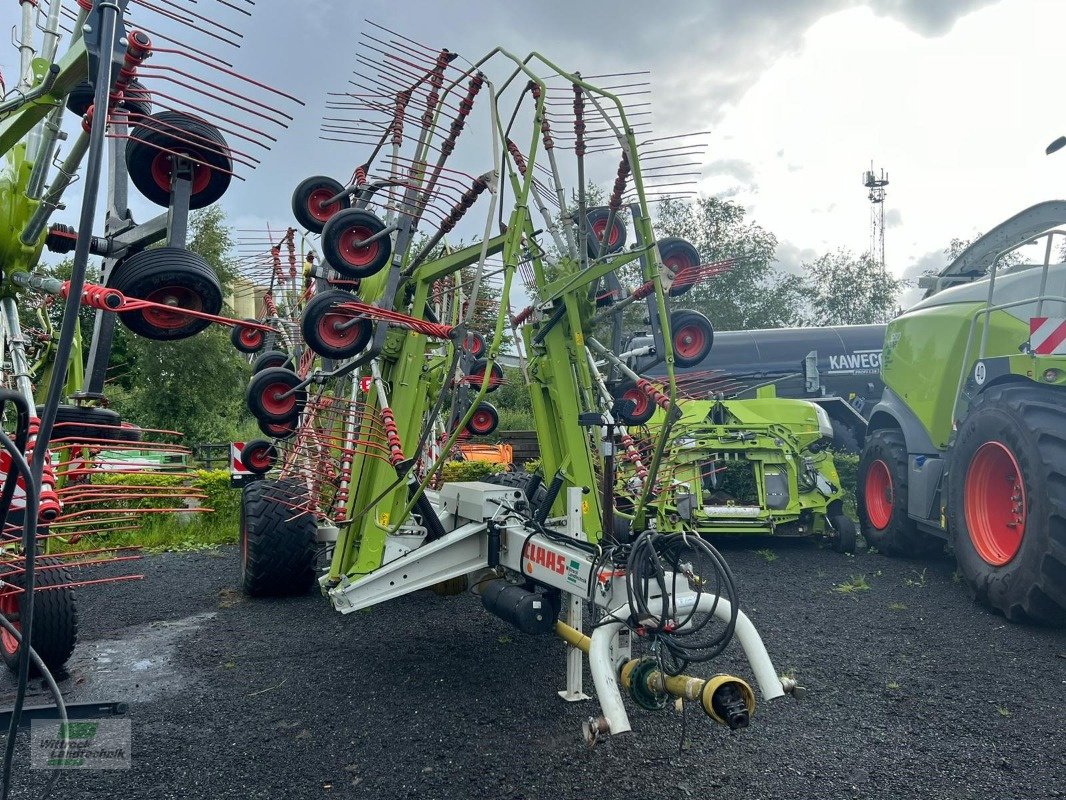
(833, 574), (871, 595)
(888, 602), (907, 611)
(756, 548), (777, 563)
(903, 568), (927, 588)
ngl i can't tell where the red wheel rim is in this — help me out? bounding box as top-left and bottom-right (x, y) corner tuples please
(266, 421), (294, 436)
(665, 254), (698, 290)
(307, 187), (340, 223)
(465, 334), (484, 355)
(246, 446), (273, 471)
(964, 441), (1026, 566)
(673, 323), (707, 360)
(470, 409), (494, 434)
(150, 151), (212, 195)
(142, 285), (203, 329)
(337, 225), (381, 268)
(317, 308), (365, 351)
(864, 459), (893, 530)
(623, 388), (649, 418)
(238, 327), (263, 349)
(591, 219), (620, 248)
(260, 382), (297, 417)
(0, 592), (19, 656)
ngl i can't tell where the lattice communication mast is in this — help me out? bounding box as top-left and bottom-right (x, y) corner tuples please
(863, 163), (889, 272)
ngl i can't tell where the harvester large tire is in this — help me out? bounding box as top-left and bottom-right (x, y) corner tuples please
(0, 557), (79, 673)
(946, 384), (1066, 624)
(239, 479), (317, 597)
(858, 428), (942, 557)
(43, 405), (120, 443)
(830, 419), (862, 454)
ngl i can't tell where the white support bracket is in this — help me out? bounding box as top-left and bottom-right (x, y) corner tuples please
(558, 487), (590, 702)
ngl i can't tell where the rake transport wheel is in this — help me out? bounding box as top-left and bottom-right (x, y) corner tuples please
(858, 428), (942, 557)
(669, 310), (714, 369)
(585, 206), (627, 259)
(42, 405), (120, 442)
(126, 110), (232, 209)
(300, 289), (373, 359)
(242, 439), (278, 475)
(239, 479), (317, 597)
(615, 381), (656, 426)
(946, 384), (1066, 624)
(108, 247), (223, 340)
(292, 175), (351, 234)
(247, 368), (306, 424)
(467, 359), (503, 393)
(252, 350), (295, 375)
(658, 237), (701, 298)
(68, 78), (152, 118)
(320, 208), (392, 280)
(0, 557), (79, 674)
(258, 415), (298, 440)
(466, 402), (499, 437)
(463, 331), (486, 357)
(231, 320), (265, 354)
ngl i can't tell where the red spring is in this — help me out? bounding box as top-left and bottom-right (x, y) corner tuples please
(511, 305), (533, 326)
(506, 139), (527, 176)
(636, 379), (671, 411)
(286, 229), (297, 280)
(109, 30), (152, 111)
(26, 418), (61, 522)
(619, 433), (648, 479)
(441, 72), (484, 158)
(263, 292), (278, 317)
(439, 176), (488, 235)
(79, 283), (125, 311)
(271, 245), (284, 282)
(573, 83), (586, 157)
(353, 164), (368, 187)
(380, 407), (405, 467)
(392, 91), (411, 148)
(609, 153), (631, 212)
(421, 50), (453, 127)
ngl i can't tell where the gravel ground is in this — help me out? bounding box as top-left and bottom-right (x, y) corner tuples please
(2, 539), (1064, 800)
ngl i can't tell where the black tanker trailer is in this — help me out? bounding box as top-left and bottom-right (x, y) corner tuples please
(630, 323), (887, 452)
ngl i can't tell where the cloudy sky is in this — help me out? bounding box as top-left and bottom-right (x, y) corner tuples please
(13, 0), (1066, 299)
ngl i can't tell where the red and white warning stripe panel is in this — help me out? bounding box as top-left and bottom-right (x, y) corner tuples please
(231, 442), (249, 475)
(1029, 317), (1066, 355)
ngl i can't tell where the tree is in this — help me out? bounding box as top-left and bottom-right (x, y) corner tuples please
(799, 248), (904, 325)
(653, 196), (806, 330)
(110, 208), (250, 443)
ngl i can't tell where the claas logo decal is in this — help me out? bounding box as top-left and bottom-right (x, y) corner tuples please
(525, 542), (566, 576)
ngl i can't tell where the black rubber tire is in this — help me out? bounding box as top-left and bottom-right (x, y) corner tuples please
(658, 237), (701, 297)
(108, 247), (223, 340)
(466, 402), (499, 437)
(252, 350), (294, 375)
(242, 439), (278, 475)
(231, 320), (265, 354)
(463, 331), (486, 356)
(585, 206), (626, 258)
(246, 367), (306, 423)
(321, 208), (392, 280)
(67, 78), (152, 118)
(485, 470), (547, 511)
(125, 110), (232, 209)
(239, 479), (317, 597)
(300, 289), (372, 359)
(467, 359), (503, 393)
(292, 175), (350, 234)
(669, 309), (714, 369)
(858, 428), (942, 557)
(119, 78), (153, 117)
(65, 80), (95, 117)
(258, 415), (298, 440)
(945, 384), (1066, 624)
(0, 556), (79, 673)
(829, 512), (857, 554)
(42, 405), (120, 443)
(615, 381), (656, 426)
(830, 419), (863, 454)
(115, 423), (144, 443)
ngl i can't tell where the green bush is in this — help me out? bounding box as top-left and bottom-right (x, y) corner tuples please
(834, 453), (859, 520)
(439, 460), (505, 483)
(497, 407), (535, 432)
